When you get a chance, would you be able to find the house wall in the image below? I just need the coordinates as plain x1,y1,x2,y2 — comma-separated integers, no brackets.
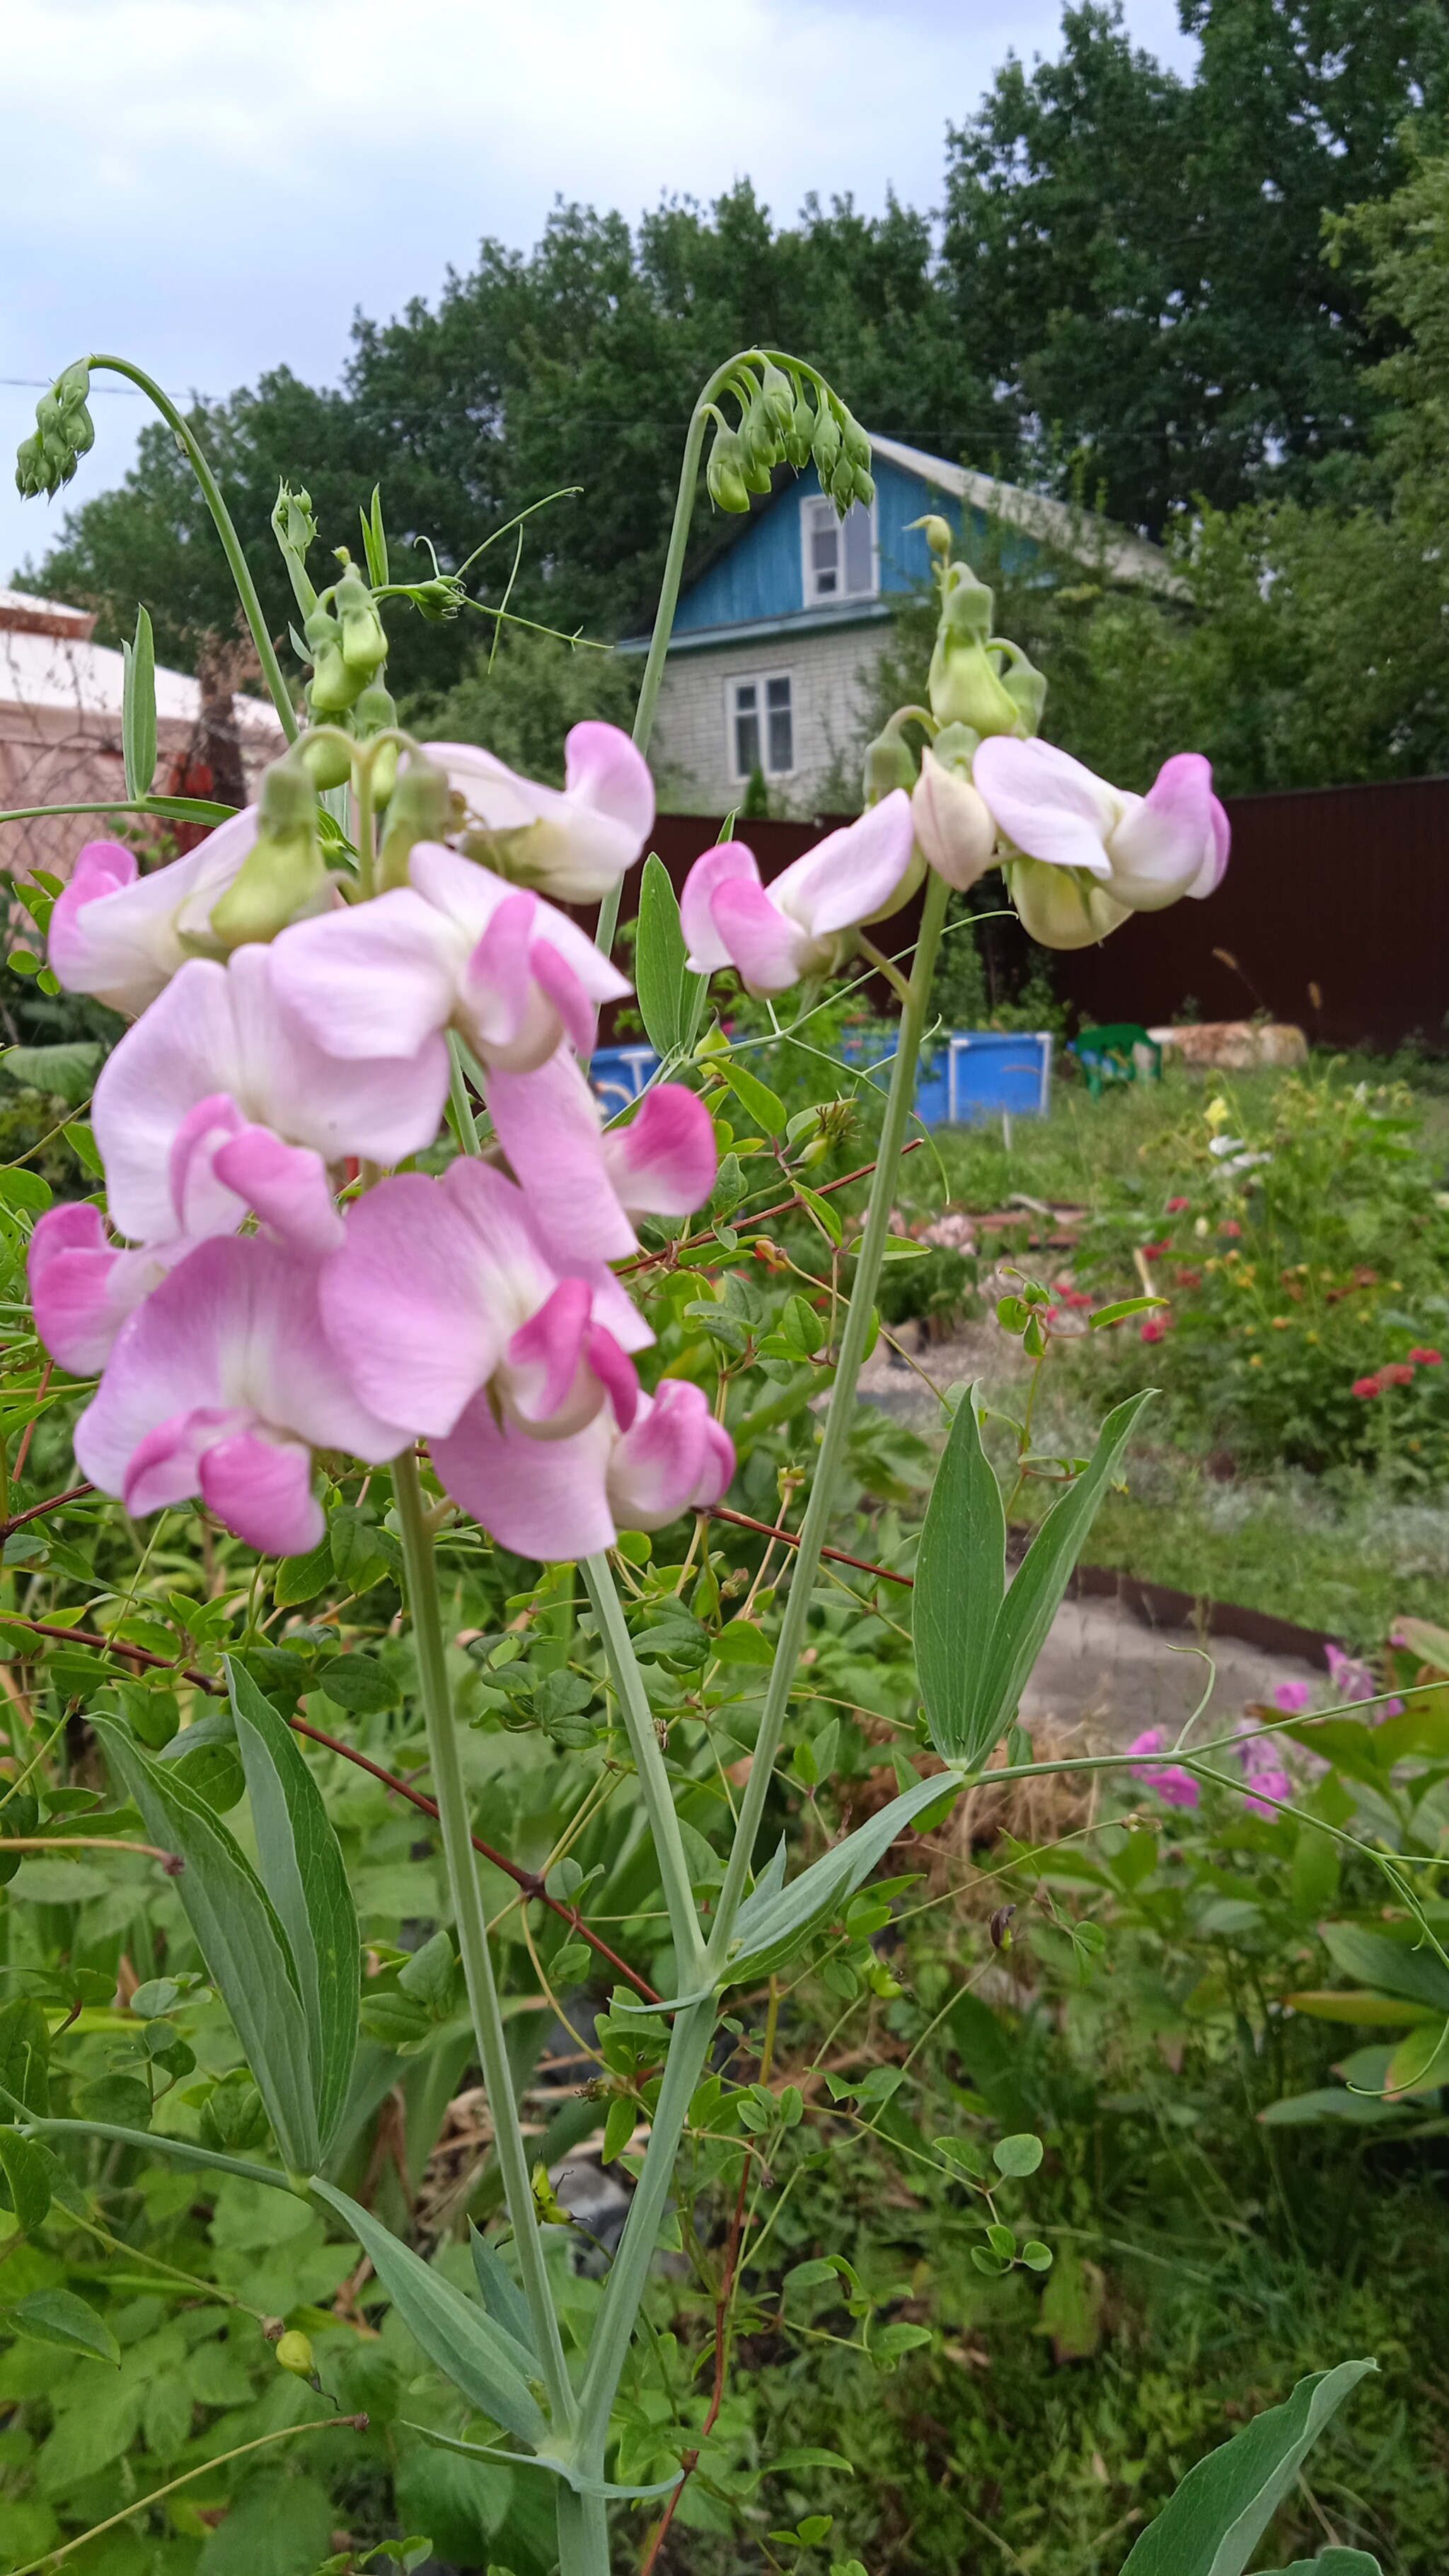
650,617,896,816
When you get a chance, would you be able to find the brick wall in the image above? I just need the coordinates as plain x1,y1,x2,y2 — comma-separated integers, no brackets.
650,621,894,816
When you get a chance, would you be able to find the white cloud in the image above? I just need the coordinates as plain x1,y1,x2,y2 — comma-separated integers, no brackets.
2,0,1196,586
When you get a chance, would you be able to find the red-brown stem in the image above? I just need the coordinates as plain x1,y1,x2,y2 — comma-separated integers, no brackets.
0,1614,659,2003
619,1136,925,1276
638,2154,754,2572
0,1481,93,1540
708,1504,913,1588
13,1365,52,1482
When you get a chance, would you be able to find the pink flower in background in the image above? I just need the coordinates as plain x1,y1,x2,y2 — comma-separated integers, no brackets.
28,1205,178,1375
486,1050,717,1264
1167,1196,1191,1213
93,946,449,1257
434,1373,734,1561
681,796,914,997
1380,1361,1416,1388
75,1235,401,1555
1273,1681,1312,1714
272,842,628,1074
1324,1644,1400,1717
1140,1315,1171,1344
1409,1346,1443,1365
1127,1727,1200,1808
1236,1727,1294,1817
974,741,1229,935
429,723,655,902
46,814,261,1017
321,1157,648,1444
1352,1374,1382,1399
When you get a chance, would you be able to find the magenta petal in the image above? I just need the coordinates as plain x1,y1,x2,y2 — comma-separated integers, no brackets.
200,1428,323,1554
585,1324,638,1431
506,1278,594,1424
125,1405,250,1518
709,879,810,995
487,1049,637,1263
681,841,760,971
529,935,599,1060
603,1085,716,1215
434,1392,617,1559
29,1204,125,1375
564,722,654,842
607,1379,732,1527
462,892,533,1055
212,1126,345,1254
168,1093,250,1241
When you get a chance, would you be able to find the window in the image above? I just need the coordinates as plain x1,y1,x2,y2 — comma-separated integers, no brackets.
729,672,794,780
802,493,877,603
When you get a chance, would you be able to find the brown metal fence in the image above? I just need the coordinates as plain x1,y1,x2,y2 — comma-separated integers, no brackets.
602,777,1449,1052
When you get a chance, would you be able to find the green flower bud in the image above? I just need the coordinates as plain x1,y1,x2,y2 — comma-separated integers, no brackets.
743,393,783,473
353,681,399,802
275,2330,314,2378
928,562,1019,734
852,465,876,509
862,719,918,804
209,749,330,947
994,637,1047,737
707,428,751,513
759,362,796,435
299,727,354,792
335,565,388,682
782,387,815,473
812,406,843,475
913,514,954,562
840,413,872,474
829,452,857,512
308,639,363,717
16,365,94,497
379,753,453,890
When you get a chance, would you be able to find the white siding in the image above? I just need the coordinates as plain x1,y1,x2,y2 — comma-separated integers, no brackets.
650,620,893,816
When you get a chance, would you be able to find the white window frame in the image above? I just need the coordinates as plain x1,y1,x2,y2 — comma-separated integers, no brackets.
799,489,879,606
725,669,797,782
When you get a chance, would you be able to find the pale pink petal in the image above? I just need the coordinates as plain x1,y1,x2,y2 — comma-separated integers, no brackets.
459,893,532,1058
1189,789,1231,898
270,887,462,1059
565,722,655,843
95,961,243,1242
1107,753,1220,909
225,942,450,1169
125,1405,251,1518
320,1173,504,1438
434,1393,618,1559
602,1085,717,1215
709,878,812,995
486,1049,637,1264
504,1279,596,1426
529,935,599,1061
585,1262,656,1356
911,753,998,891
29,1204,129,1375
768,792,915,935
199,1428,322,1555
169,1094,250,1241
47,813,258,1015
681,842,760,971
1008,858,1131,949
607,1379,734,1527
973,738,1120,879
212,1126,345,1254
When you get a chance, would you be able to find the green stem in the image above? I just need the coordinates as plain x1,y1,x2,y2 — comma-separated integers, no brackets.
393,1449,575,2435
11,2115,294,2193
449,1031,483,1154
85,355,298,743
706,865,950,1970
581,1554,707,1978
555,2488,612,2576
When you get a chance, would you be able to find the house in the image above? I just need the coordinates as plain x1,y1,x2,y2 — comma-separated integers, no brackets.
0,590,286,879
625,435,1179,816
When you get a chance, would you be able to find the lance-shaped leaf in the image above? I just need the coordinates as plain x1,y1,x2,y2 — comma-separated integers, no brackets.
122,604,157,802
1269,2555,1381,2573
311,2178,547,2447
227,1658,359,2157
913,1382,1004,1761
966,1391,1153,1767
1120,2357,1377,2575
0,2127,52,2232
1318,1922,1449,2014
6,2287,120,2365
471,2224,536,2355
722,1771,958,1985
635,853,689,1058
94,1717,321,2172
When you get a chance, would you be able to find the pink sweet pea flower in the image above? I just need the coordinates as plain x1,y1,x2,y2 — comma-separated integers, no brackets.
1273,1681,1312,1714
486,1049,717,1264
272,841,628,1074
973,739,1229,949
28,1203,180,1375
74,1234,401,1555
430,723,655,902
681,795,915,997
46,813,260,1016
434,1372,734,1561
320,1156,650,1443
92,945,449,1257
1127,1726,1199,1808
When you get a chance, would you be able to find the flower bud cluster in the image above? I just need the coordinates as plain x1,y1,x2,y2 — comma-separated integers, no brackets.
15,364,96,498
28,727,736,1564
705,361,874,519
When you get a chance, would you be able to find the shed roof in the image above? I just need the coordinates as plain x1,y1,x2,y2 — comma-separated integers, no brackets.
0,590,286,739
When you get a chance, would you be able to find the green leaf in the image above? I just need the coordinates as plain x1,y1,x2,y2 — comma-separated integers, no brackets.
719,1058,786,1135
993,2133,1044,2178
1119,2359,1378,2576
602,2093,637,2163
469,2224,536,2357
723,1770,960,1983
0,1041,100,1104
93,1716,321,2172
913,1381,1004,1763
1258,2088,1412,2127
714,1619,775,1667
0,2127,52,2231
0,1999,50,2117
309,2178,547,2447
275,1541,335,1607
228,1658,359,2159
0,1167,52,1213
313,1653,400,1715
1318,1923,1449,2014
122,603,157,801
798,1184,844,1247
1089,1295,1167,1329
967,1392,1153,1767
635,852,690,1056
1266,2555,1381,2574
5,2286,119,2365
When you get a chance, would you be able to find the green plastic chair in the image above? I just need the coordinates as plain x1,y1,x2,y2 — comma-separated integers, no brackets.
1069,1022,1162,1099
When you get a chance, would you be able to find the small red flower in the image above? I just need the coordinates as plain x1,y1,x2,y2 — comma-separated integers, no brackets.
1380,1361,1416,1388
1220,1220,1242,1237
1166,1196,1190,1213
1352,1375,1382,1399
1142,1240,1173,1259
1174,1266,1203,1289
1141,1317,1170,1344
1409,1346,1443,1366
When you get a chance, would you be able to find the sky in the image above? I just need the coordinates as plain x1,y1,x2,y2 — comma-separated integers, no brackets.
3,0,1199,599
